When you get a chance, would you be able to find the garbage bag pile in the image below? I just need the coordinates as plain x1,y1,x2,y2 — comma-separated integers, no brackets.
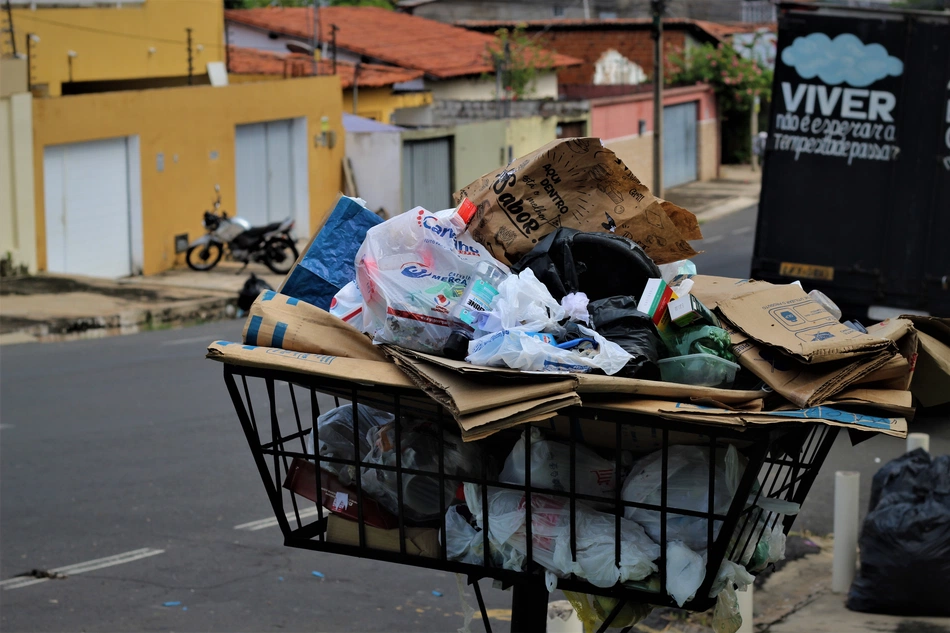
214,136,935,633
847,449,950,616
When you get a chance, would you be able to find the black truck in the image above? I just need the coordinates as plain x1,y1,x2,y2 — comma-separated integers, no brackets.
752,2,950,321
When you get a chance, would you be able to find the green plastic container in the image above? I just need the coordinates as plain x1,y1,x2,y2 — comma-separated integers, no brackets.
658,353,740,388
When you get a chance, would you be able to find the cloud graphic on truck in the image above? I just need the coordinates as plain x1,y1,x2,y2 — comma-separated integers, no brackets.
781,33,903,87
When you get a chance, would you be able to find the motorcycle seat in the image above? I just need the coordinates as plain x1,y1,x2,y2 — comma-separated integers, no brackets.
243,221,284,238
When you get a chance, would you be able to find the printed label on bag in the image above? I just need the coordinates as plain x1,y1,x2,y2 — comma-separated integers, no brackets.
331,492,349,512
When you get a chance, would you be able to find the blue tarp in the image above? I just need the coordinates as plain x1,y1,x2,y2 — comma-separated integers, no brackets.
280,196,382,311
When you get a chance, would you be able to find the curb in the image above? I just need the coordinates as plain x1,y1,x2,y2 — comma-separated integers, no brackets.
0,295,238,345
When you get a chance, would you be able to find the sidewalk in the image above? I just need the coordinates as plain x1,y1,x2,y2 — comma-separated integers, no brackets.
1,170,760,346
0,262,282,345
664,164,762,222
630,535,950,633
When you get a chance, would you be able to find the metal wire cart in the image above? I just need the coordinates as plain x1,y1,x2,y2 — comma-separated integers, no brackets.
223,362,838,632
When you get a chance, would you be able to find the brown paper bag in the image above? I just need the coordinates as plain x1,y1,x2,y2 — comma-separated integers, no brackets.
454,137,701,266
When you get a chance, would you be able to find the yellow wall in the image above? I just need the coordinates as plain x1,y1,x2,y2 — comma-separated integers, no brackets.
10,0,224,96
0,92,37,272
32,76,345,275
342,89,432,124
230,73,432,125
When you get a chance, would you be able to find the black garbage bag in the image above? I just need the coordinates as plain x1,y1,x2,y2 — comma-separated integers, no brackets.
510,227,660,302
846,449,950,616
238,273,274,312
589,296,662,380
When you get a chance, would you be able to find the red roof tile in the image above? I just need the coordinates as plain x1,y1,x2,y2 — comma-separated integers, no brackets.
227,46,425,88
224,6,582,80
457,18,726,43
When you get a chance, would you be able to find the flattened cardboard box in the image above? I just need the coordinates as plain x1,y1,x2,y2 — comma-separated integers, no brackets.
206,341,415,389
454,137,701,266
394,346,768,405
727,328,893,408
719,284,894,363
243,291,388,362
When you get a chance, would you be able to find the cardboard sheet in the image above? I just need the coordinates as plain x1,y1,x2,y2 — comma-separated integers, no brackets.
242,291,388,362
719,284,894,363
730,334,893,408
206,341,416,389
908,329,950,407
664,401,907,437
573,373,767,404
458,393,582,441
688,275,773,309
454,137,700,266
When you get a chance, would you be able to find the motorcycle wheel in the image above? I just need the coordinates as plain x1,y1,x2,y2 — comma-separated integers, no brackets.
263,236,299,274
186,242,223,271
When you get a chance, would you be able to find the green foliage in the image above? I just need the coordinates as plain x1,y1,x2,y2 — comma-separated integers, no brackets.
0,252,29,278
667,41,773,114
485,26,555,99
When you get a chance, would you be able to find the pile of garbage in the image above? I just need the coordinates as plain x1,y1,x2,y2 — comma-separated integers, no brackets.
207,138,945,632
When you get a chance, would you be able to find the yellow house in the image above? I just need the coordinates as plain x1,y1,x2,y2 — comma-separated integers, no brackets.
2,0,348,277
31,77,346,276
6,0,225,97
226,46,432,124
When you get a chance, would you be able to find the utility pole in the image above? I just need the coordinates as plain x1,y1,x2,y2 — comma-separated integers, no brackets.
3,0,16,58
503,39,511,119
318,0,326,75
186,28,194,85
330,24,339,75
26,32,36,91
651,0,664,197
352,61,361,115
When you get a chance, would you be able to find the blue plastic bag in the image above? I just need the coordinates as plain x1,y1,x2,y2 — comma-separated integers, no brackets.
281,196,382,311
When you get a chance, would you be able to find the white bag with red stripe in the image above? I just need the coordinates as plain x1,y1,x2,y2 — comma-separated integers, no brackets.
355,206,508,354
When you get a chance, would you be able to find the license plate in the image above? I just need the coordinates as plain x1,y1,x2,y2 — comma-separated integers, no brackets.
778,261,835,282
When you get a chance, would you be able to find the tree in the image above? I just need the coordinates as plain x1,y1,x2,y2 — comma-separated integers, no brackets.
667,41,773,113
484,26,555,100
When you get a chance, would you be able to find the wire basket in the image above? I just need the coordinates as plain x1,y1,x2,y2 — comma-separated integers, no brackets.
223,362,838,629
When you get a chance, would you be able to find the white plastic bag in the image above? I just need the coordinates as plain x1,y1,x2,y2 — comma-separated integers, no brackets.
665,541,707,607
355,206,508,354
466,325,632,374
500,427,617,500
461,485,659,589
443,506,485,566
306,404,393,486
560,292,590,324
329,280,365,329
709,560,754,633
621,445,743,552
477,268,565,334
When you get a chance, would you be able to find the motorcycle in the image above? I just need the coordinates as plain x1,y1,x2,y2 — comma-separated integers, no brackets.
186,186,299,274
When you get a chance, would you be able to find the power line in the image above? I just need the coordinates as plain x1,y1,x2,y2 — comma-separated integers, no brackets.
12,13,222,48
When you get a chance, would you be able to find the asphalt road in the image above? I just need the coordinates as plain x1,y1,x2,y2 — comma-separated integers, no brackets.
1,203,946,632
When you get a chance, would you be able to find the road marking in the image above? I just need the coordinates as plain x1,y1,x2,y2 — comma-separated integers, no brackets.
161,335,216,347
731,226,754,235
234,506,322,531
703,235,724,244
1,548,165,590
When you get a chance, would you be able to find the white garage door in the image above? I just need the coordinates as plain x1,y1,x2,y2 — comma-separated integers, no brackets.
43,137,141,278
235,118,308,233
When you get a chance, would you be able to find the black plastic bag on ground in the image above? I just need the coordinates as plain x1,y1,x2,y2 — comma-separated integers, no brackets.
847,449,950,616
589,296,662,380
238,274,274,312
510,228,660,302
